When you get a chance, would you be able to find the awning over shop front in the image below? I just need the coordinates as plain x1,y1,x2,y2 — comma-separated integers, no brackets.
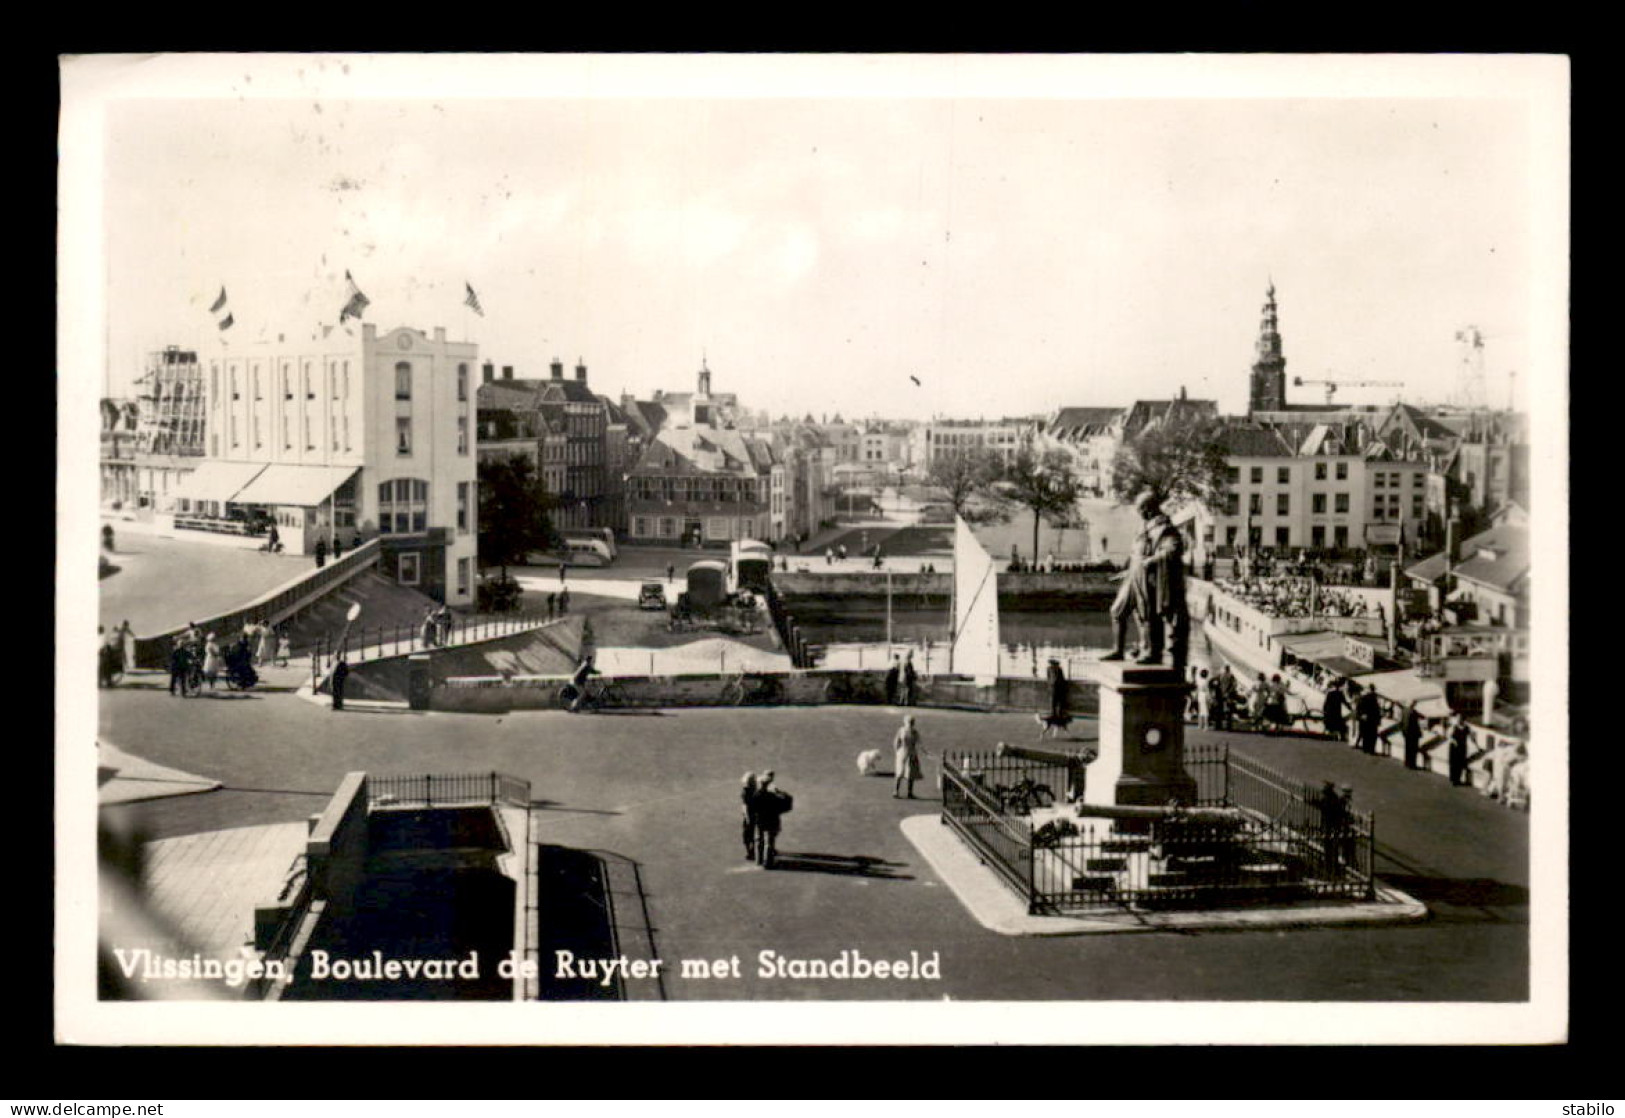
230,464,359,508
1352,670,1451,717
1275,631,1351,662
171,460,267,504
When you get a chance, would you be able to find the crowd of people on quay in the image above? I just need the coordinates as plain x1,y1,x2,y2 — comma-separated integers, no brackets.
1219,546,1392,587
1189,661,1529,810
1006,551,1116,574
1213,576,1375,620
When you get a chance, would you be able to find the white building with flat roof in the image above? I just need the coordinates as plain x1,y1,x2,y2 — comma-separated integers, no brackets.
178,322,478,605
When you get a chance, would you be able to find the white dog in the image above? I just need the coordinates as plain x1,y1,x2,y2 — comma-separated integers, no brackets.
856,748,882,776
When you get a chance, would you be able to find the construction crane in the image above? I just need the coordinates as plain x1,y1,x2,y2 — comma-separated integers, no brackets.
1292,375,1404,405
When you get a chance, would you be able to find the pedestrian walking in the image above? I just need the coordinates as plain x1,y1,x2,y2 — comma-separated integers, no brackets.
547,592,556,620
902,652,918,706
1046,658,1068,724
1448,713,1474,786
331,656,349,711
1354,684,1382,755
274,626,291,667
1322,681,1348,742
333,536,345,561
168,638,192,697
740,772,760,862
1248,673,1270,728
1402,702,1424,770
1205,668,1226,731
558,588,570,615
1196,668,1212,729
314,536,328,568
751,770,791,869
1317,781,1355,873
201,633,223,691
559,561,568,585
421,609,438,649
118,620,136,675
884,656,901,705
893,715,923,799
666,562,675,584
97,627,118,688
1264,673,1289,731
256,618,276,666
437,605,453,646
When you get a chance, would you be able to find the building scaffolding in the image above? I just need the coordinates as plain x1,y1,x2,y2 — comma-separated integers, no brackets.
134,346,207,457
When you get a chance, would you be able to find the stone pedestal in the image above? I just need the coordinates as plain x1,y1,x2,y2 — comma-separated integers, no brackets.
1090,661,1197,808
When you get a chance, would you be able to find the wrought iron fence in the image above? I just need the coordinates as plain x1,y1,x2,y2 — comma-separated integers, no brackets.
941,746,1375,915
367,771,532,810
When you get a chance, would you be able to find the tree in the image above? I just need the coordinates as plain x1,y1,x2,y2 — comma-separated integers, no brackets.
1002,448,1084,562
1110,417,1232,512
477,454,560,576
926,445,1007,525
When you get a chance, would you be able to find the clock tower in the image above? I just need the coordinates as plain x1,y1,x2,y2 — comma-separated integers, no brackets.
1249,281,1288,414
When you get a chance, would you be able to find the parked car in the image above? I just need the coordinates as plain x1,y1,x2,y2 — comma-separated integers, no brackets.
638,582,667,611
477,573,524,612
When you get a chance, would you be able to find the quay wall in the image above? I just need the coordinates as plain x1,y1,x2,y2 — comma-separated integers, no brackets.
430,667,1101,717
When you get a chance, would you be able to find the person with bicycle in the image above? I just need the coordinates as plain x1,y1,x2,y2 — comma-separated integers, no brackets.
567,654,599,713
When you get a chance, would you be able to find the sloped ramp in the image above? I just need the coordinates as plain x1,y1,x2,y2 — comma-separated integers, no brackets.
98,741,222,806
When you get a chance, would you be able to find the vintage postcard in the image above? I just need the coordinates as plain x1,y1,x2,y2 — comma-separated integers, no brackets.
58,53,1569,1045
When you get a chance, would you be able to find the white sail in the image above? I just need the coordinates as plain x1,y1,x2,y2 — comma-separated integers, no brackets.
951,516,1000,682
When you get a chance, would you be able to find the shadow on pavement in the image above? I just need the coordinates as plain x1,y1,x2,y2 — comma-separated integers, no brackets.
1378,873,1529,921
532,799,622,817
532,844,664,1001
770,851,914,880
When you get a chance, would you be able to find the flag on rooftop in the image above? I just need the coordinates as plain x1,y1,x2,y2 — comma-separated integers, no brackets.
464,282,484,317
209,286,234,332
339,270,370,324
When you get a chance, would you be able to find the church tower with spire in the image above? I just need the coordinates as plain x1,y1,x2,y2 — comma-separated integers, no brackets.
1249,281,1288,414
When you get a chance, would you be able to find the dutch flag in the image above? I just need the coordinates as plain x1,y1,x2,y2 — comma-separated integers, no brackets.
209,286,234,331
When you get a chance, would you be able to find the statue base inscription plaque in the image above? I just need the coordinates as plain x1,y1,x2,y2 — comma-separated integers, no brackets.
1092,660,1198,810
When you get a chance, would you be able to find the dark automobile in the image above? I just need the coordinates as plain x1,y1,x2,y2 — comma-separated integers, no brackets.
638,582,667,611
477,573,524,612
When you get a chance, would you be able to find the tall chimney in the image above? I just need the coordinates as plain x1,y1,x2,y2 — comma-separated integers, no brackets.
502,365,514,380
576,360,588,384
482,361,494,384
550,359,564,380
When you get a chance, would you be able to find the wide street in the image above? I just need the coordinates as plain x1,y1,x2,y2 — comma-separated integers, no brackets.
99,677,1530,1003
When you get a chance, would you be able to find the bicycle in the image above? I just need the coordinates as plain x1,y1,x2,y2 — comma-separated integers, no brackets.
721,672,785,707
557,678,631,712
822,673,883,705
995,777,1057,816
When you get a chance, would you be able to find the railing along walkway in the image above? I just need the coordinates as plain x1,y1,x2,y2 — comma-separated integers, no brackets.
309,611,563,686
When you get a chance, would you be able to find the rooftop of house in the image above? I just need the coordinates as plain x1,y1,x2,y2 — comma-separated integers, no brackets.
630,424,775,478
1405,523,1530,595
1046,406,1124,439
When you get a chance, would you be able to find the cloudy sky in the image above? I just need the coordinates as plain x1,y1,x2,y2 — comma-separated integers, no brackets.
69,54,1566,420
